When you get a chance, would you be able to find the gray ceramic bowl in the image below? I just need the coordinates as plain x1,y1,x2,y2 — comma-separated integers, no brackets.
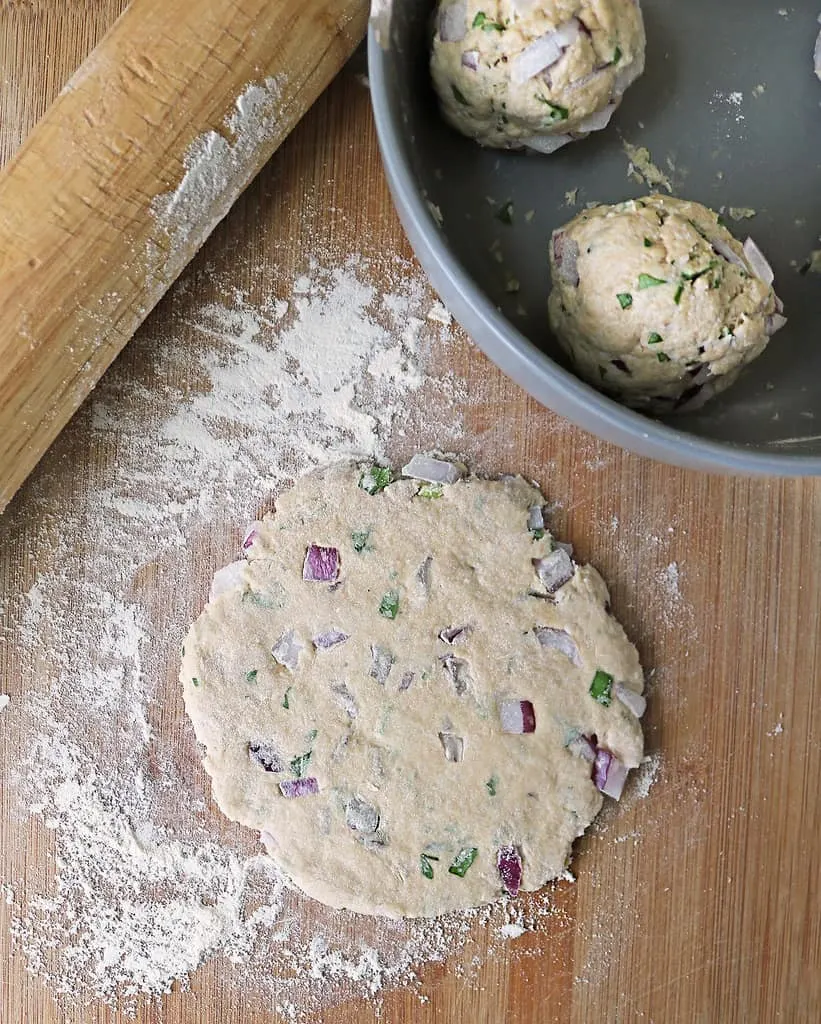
368,1,821,474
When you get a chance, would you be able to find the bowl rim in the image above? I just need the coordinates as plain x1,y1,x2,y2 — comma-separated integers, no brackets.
367,25,821,477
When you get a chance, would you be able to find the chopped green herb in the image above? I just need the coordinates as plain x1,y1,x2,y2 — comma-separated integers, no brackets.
643,237,654,248
379,590,400,620
589,669,613,706
245,669,258,683
420,852,439,879
451,84,470,107
538,98,569,122
191,677,200,687
472,11,505,30
485,775,498,796
307,729,318,742
449,847,479,878
351,530,371,553
617,293,633,310
359,465,392,495
282,686,292,709
530,528,545,541
681,260,718,282
418,482,444,499
656,352,671,363
638,273,667,290
647,332,664,345
613,45,622,64
673,282,684,304
290,750,312,778
496,200,514,225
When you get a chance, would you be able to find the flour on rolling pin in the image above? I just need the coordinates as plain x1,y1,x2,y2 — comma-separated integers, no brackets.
4,251,587,1018
151,79,281,275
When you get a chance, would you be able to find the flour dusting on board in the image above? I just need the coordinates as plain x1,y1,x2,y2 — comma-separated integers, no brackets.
1,251,571,1016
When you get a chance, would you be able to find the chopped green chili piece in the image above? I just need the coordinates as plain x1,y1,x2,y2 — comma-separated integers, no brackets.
245,669,258,684
539,98,569,121
359,465,391,495
647,332,664,345
589,669,613,706
681,260,718,282
656,352,671,363
530,528,545,541
472,11,504,30
449,847,479,877
290,750,312,778
496,200,514,225
191,677,200,687
379,590,400,620
351,530,371,553
638,273,667,290
673,282,684,304
643,238,654,248
282,686,292,709
420,853,439,879
617,293,633,310
613,45,622,63
418,482,444,499
485,775,498,796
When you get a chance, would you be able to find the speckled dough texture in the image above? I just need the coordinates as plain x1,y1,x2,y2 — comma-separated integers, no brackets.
181,463,644,918
430,0,645,151
548,195,786,412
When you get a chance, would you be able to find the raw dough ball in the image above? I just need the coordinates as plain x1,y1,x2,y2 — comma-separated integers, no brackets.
548,195,787,412
430,0,645,151
181,460,645,919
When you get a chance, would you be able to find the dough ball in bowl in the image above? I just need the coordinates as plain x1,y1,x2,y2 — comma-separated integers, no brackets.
430,0,645,151
548,196,787,413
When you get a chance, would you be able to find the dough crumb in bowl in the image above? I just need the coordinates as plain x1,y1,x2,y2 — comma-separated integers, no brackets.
430,0,645,151
548,195,787,413
182,458,645,919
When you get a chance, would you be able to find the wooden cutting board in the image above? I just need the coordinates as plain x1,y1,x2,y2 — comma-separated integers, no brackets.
0,4,819,1023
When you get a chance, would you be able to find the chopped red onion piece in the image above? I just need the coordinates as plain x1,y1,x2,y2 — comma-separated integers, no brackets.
402,454,464,484
614,681,646,718
708,233,745,268
330,681,359,719
511,19,581,85
241,521,263,555
272,629,302,671
416,555,432,590
438,1,466,42
499,699,536,734
534,626,581,665
497,845,523,897
439,732,465,762
567,733,596,763
594,748,628,799
279,777,319,798
743,237,775,286
346,795,380,832
248,741,285,773
438,625,471,645
554,540,573,557
527,504,545,533
399,670,415,692
461,50,479,71
766,312,788,337
209,560,246,602
312,629,350,650
524,133,573,155
575,103,616,134
532,548,575,593
302,544,340,582
553,231,580,286
441,655,473,695
369,645,394,685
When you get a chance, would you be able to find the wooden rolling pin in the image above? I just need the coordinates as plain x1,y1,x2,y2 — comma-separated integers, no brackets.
0,0,368,513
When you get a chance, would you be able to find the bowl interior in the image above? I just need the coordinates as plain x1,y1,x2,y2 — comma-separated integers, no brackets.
373,1,821,461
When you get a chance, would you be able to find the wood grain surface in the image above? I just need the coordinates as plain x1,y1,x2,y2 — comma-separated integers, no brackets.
1,4,819,1024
